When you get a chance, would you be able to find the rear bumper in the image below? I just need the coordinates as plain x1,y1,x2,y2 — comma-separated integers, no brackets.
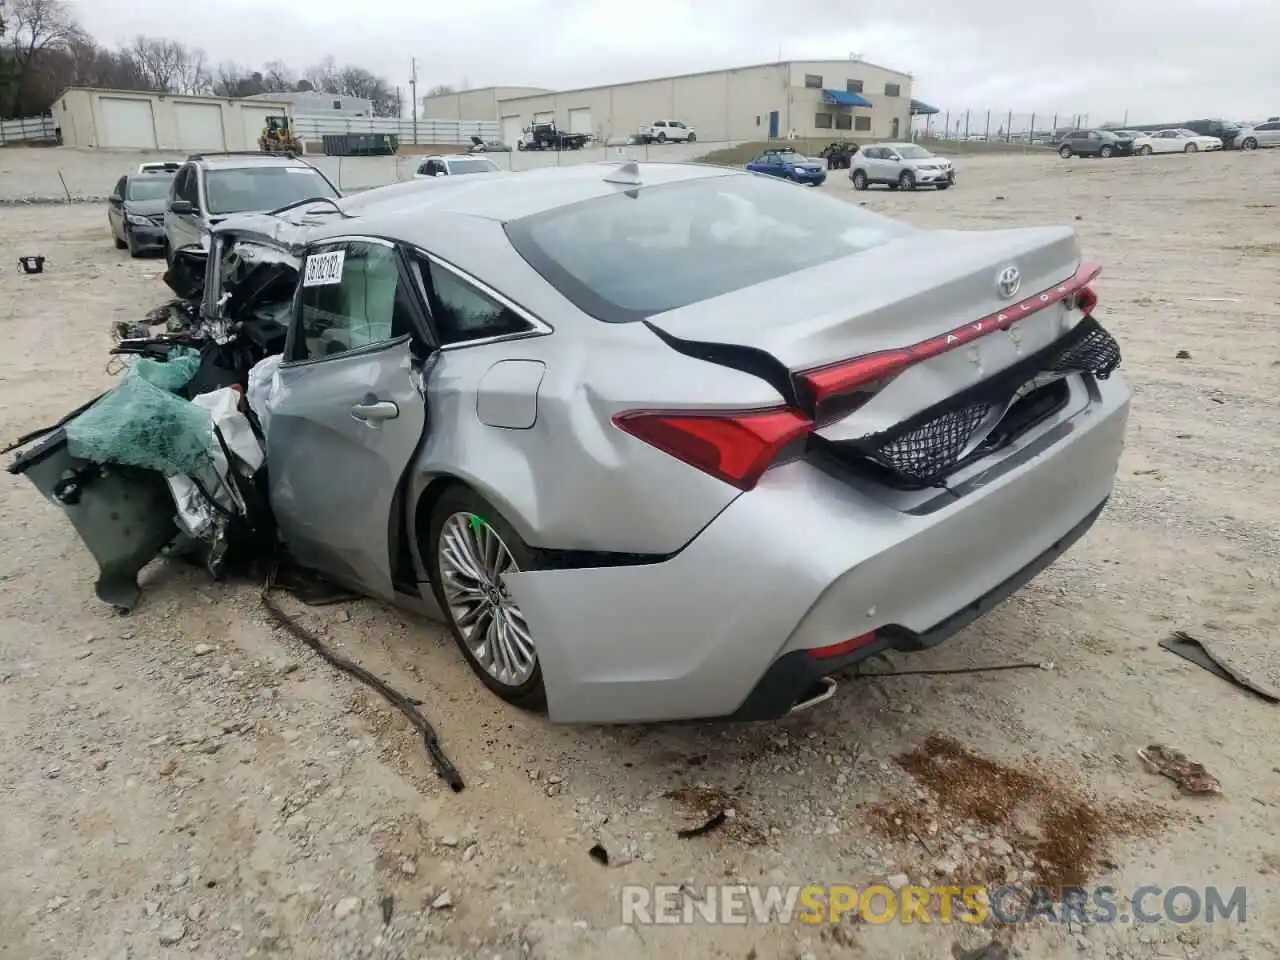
504,374,1130,725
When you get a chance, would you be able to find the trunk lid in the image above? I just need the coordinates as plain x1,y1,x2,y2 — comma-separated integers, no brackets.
646,225,1084,434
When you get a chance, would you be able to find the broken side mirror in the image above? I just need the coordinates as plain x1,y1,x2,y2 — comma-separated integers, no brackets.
169,199,195,215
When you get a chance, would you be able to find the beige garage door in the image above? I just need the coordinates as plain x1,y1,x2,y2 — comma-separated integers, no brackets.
568,108,593,135
501,116,523,147
97,97,157,149
174,102,226,151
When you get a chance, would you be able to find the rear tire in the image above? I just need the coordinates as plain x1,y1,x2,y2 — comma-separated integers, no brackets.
1059,145,1073,158
657,132,667,143
1138,145,1152,156
427,485,546,711
1099,145,1113,158
1241,137,1257,151
851,169,868,190
687,132,695,143
899,170,916,191
163,239,173,266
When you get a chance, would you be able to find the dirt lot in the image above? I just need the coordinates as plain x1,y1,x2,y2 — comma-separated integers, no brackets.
1,148,1278,960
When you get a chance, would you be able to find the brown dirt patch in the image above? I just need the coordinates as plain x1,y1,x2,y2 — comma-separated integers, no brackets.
871,734,1167,891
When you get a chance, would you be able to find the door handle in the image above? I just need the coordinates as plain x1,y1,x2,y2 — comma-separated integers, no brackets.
350,399,399,422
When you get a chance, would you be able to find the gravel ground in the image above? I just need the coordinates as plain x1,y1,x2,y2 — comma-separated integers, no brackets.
1,148,1278,960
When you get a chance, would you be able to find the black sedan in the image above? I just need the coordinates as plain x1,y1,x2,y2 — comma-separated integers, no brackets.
107,171,175,257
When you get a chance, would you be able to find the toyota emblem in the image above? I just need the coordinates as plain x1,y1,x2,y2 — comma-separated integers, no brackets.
996,265,1021,300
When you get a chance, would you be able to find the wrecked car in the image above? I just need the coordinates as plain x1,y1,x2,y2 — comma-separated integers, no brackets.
8,161,1129,726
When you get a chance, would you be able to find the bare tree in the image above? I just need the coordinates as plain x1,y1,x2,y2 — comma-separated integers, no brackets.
260,59,294,93
425,83,453,97
172,44,211,95
3,0,85,115
128,36,181,90
303,56,339,94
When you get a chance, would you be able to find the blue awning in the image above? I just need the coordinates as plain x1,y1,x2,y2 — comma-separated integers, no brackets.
910,99,940,116
823,89,872,108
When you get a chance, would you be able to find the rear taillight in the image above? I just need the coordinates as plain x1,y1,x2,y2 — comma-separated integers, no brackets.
1074,285,1098,316
612,408,813,491
795,262,1103,423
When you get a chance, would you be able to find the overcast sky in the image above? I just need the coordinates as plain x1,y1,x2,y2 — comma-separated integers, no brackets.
75,0,1279,123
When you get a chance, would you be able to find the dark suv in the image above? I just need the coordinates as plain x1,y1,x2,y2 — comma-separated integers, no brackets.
1053,129,1135,159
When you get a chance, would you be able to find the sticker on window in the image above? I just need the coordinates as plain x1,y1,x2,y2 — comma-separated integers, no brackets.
303,250,345,286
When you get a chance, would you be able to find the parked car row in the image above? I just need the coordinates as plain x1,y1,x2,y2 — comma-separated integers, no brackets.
1050,122,1274,159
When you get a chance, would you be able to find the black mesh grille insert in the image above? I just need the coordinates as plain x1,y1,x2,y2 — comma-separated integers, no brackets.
831,316,1121,490
1047,323,1121,380
870,401,991,485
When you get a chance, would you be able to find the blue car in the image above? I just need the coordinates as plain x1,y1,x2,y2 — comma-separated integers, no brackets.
745,149,828,186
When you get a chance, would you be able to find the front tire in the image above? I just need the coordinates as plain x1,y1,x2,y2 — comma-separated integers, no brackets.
163,239,173,266
126,230,142,258
1184,143,1197,153
1099,145,1113,158
114,232,127,250
899,170,916,191
687,132,695,143
1241,137,1257,151
1138,145,1152,156
427,486,545,710
851,169,868,190
1059,145,1073,158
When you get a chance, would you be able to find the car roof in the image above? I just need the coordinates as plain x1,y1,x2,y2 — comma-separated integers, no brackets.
215,162,743,243
191,154,317,170
869,142,919,149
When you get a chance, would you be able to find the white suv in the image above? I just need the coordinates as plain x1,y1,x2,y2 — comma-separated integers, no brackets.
637,120,696,144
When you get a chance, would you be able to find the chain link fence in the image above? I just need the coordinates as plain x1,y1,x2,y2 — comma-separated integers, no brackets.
912,110,1095,145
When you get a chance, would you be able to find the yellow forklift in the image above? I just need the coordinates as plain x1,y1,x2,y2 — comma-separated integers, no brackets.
258,115,301,154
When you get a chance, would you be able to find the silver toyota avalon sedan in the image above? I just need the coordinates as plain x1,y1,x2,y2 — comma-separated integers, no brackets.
164,161,1136,723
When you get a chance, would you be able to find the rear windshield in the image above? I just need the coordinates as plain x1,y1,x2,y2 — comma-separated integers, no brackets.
504,174,909,323
446,158,500,175
204,166,338,215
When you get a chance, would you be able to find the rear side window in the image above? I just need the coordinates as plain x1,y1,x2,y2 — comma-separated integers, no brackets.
504,174,910,323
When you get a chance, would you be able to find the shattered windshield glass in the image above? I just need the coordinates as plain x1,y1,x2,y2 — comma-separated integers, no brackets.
204,167,338,215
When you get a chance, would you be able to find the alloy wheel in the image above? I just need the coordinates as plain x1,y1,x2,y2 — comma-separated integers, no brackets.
437,512,536,687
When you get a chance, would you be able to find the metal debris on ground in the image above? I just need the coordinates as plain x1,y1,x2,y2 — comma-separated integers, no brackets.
588,843,610,865
17,255,46,274
260,566,464,793
1137,744,1221,796
1159,630,1279,703
676,811,727,839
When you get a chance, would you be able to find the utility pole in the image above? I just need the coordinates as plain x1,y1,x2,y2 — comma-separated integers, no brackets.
410,57,418,146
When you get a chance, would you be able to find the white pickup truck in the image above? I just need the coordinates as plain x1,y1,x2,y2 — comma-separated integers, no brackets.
636,120,696,144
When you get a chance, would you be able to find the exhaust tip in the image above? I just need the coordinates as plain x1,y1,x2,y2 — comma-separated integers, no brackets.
788,676,837,715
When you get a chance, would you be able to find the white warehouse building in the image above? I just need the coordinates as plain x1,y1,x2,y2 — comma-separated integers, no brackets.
245,90,373,117
422,59,914,146
53,87,295,151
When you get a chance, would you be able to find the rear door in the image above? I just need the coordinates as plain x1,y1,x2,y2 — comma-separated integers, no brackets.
1258,122,1280,147
267,236,437,600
